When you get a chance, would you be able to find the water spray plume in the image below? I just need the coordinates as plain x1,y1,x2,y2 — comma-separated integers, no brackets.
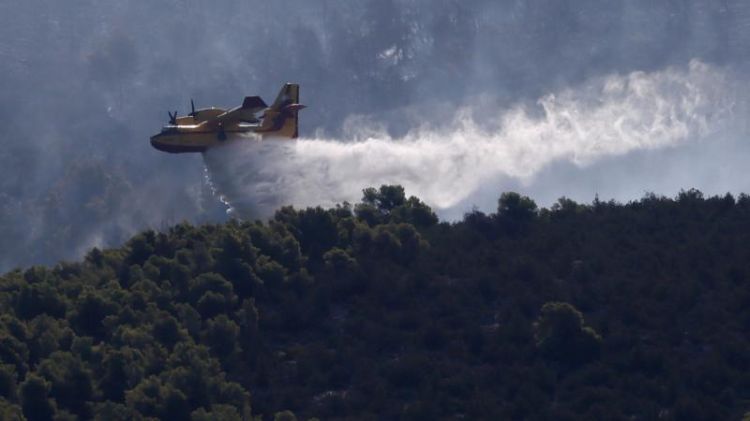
204,61,735,218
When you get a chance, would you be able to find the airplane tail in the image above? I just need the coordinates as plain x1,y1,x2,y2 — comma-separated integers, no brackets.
260,83,304,139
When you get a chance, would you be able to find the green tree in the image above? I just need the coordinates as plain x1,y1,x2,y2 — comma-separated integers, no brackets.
0,398,25,421
215,231,258,296
273,410,298,421
98,347,144,402
391,196,438,227
125,231,156,266
276,206,339,261
202,315,240,358
37,352,94,418
125,376,189,420
70,290,118,339
533,302,601,366
152,313,185,349
356,185,407,225
19,375,55,421
236,299,259,333
190,273,236,317
26,316,72,365
255,256,286,288
0,364,18,401
191,405,243,421
496,192,537,234
15,284,67,320
90,401,140,421
363,185,406,212
0,334,29,378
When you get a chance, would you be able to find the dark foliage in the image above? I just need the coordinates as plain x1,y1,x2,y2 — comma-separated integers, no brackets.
1,186,750,420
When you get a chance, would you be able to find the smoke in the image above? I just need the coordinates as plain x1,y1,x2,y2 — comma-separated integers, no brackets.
204,60,739,217
3,0,750,271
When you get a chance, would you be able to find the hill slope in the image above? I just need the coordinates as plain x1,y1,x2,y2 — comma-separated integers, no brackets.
1,186,749,420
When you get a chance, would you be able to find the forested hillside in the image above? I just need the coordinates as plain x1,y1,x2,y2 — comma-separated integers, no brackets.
1,186,749,420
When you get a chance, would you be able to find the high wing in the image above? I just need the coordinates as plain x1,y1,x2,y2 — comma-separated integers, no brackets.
205,96,268,128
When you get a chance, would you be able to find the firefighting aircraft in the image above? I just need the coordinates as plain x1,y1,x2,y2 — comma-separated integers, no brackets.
150,83,305,153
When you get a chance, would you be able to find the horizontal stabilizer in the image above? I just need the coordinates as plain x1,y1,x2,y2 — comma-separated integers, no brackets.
242,96,267,109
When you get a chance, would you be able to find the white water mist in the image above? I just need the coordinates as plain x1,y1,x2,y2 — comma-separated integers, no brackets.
204,60,736,218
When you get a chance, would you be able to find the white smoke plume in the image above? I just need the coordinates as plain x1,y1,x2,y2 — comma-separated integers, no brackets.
204,60,737,218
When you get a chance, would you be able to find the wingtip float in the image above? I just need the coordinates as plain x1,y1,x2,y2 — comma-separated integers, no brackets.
150,83,306,154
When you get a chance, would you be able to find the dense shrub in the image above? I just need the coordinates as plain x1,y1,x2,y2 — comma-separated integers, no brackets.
0,186,748,419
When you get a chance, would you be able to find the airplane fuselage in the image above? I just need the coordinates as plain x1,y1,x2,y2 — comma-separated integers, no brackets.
150,83,304,154
150,121,266,153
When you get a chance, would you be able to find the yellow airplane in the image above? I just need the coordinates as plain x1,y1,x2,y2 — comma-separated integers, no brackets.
150,83,305,153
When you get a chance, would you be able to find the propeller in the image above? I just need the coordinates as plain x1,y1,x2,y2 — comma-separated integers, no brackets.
167,110,177,125
190,99,196,116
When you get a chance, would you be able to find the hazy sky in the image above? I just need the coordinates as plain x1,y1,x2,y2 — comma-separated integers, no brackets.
1,0,749,270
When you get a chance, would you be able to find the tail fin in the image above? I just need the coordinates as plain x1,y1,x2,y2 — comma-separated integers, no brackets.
271,83,299,110
259,83,303,139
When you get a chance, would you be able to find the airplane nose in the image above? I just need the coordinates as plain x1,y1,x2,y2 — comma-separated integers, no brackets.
150,135,164,151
